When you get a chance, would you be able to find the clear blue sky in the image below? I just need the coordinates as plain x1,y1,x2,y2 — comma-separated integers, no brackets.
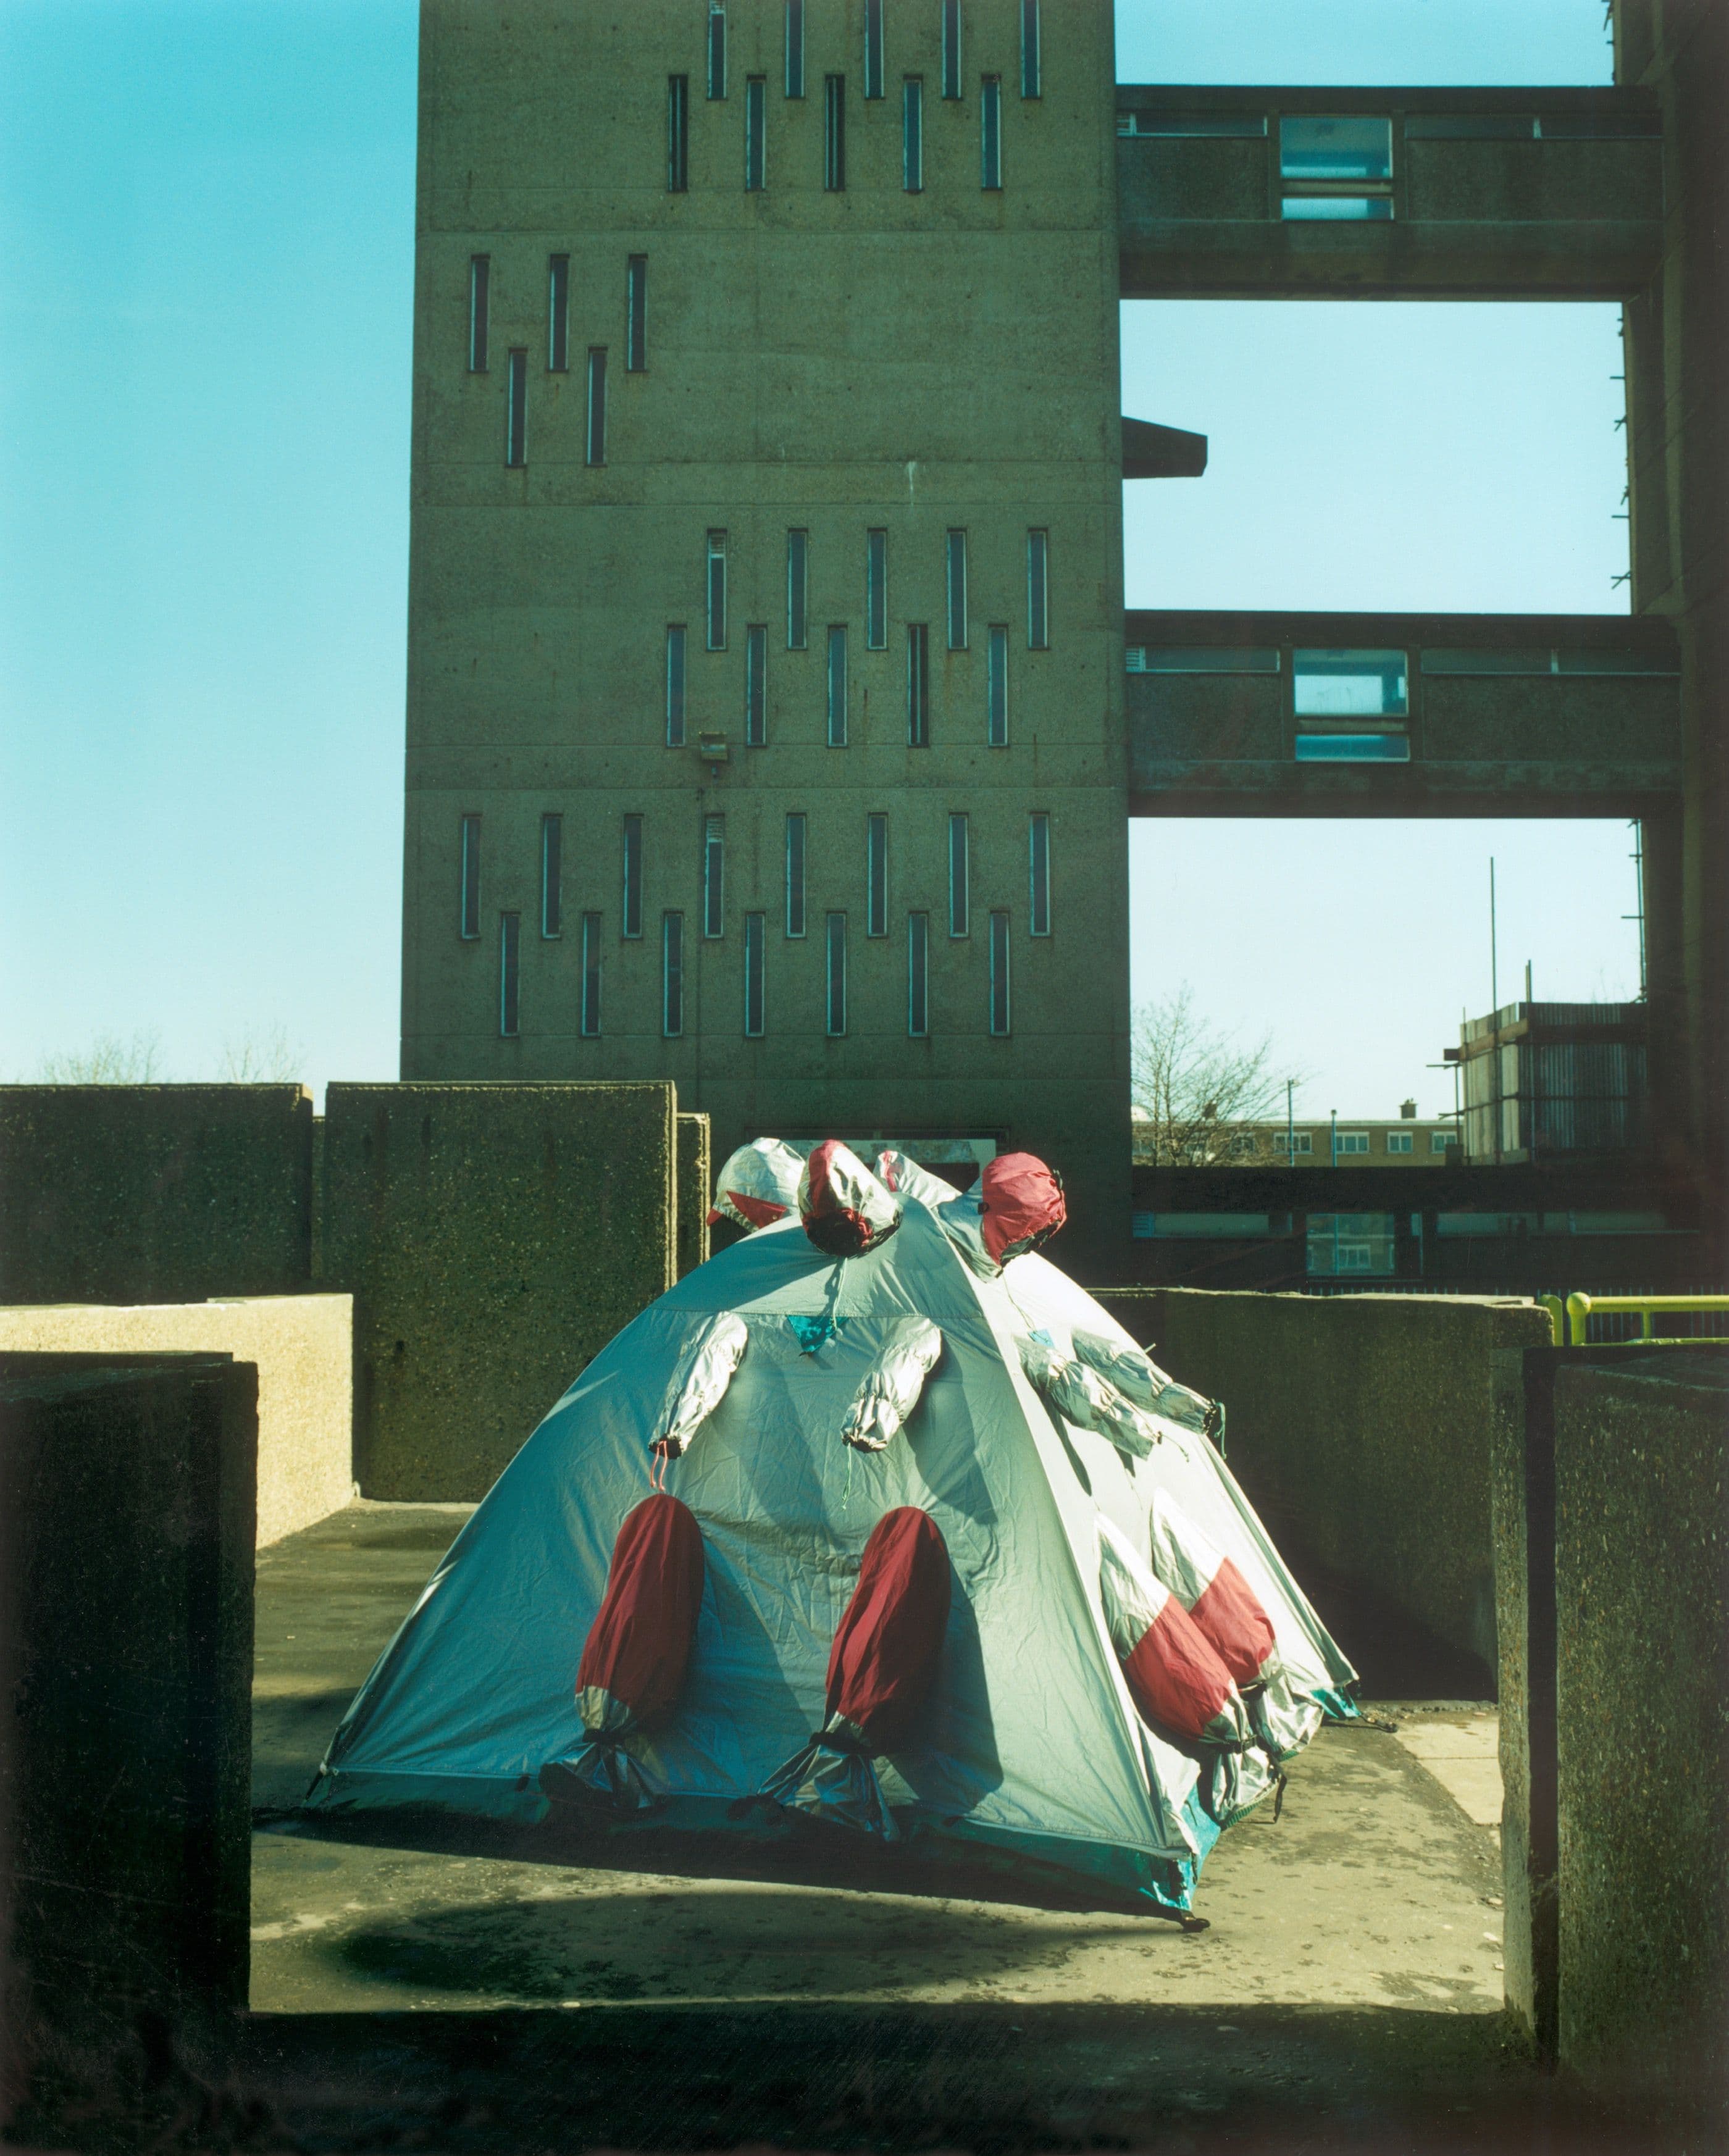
1,1,1633,1116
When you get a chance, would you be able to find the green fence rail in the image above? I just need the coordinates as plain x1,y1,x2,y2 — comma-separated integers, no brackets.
1541,1292,1729,1347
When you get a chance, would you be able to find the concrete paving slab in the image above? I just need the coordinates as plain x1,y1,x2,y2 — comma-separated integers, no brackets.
1388,1708,1504,1832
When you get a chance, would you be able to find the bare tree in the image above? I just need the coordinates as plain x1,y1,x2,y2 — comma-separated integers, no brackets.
37,1029,165,1083
1130,985,1291,1166
219,1024,305,1082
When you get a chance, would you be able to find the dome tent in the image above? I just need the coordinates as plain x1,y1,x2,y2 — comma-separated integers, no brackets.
306,1143,1357,1916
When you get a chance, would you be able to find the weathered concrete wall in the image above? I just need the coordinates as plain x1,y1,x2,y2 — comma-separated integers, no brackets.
324,1082,677,1500
1099,1286,1551,1669
0,1085,313,1305
0,1351,254,2123
0,1298,351,1547
677,1111,710,1277
1552,1352,1728,2105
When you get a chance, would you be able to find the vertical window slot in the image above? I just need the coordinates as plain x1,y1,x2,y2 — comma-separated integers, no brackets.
981,74,1002,188
668,75,690,190
506,349,528,467
743,911,766,1036
541,813,563,937
468,255,490,372
1020,0,1040,98
499,913,521,1038
907,623,929,746
622,814,644,938
785,813,807,937
666,625,687,746
703,815,724,937
1028,811,1050,935
745,76,767,188
707,531,727,651
663,913,685,1036
459,813,482,939
580,912,602,1035
785,0,805,96
907,912,929,1037
826,913,847,1035
585,348,607,465
1026,527,1049,648
941,0,962,98
987,625,1009,745
866,529,887,649
745,624,767,745
827,626,848,745
626,255,647,370
903,77,924,190
708,1,726,99
945,529,968,649
866,813,889,937
864,0,885,99
824,75,847,189
787,529,808,648
948,811,969,937
989,911,1010,1035
548,255,569,372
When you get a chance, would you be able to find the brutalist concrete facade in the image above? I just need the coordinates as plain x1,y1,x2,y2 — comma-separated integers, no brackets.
401,0,1131,1266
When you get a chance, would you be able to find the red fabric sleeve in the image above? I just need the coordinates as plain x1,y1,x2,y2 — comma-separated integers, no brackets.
825,1507,952,1751
1188,1556,1278,1688
1121,1595,1238,1740
576,1493,706,1724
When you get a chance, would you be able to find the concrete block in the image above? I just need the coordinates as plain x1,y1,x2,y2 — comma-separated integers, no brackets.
0,1085,313,1305
324,1082,677,1500
0,1297,352,1547
0,1351,254,2123
677,1111,711,1277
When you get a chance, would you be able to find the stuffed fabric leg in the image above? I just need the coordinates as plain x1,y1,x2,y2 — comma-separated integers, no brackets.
1019,1332,1162,1460
840,1316,944,1452
651,1310,749,1461
540,1493,705,1811
763,1507,951,1838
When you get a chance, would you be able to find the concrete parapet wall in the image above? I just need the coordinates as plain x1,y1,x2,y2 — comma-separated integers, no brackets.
1098,1286,1551,1670
0,1297,352,1547
324,1082,677,1501
677,1112,711,1278
0,1085,313,1305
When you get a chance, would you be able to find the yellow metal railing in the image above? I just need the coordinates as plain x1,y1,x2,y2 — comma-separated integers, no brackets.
1541,1292,1729,1347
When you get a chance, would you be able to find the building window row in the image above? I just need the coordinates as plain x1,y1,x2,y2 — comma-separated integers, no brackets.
693,2,1037,108
469,253,647,380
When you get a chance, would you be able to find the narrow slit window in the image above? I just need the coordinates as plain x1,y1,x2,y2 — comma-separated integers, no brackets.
745,624,767,745
866,529,887,649
459,813,482,938
540,813,563,937
703,814,724,937
785,813,806,936
907,912,929,1037
1028,811,1050,935
622,814,644,938
506,349,528,466
948,811,969,937
826,625,848,745
785,0,805,96
787,529,808,648
941,0,962,98
663,913,685,1036
745,76,767,188
826,912,847,1035
585,348,607,465
945,529,968,649
743,911,766,1036
499,913,521,1038
824,75,847,190
981,75,1002,188
866,813,889,937
907,623,929,746
864,0,885,99
468,255,490,371
1026,528,1049,649
903,77,924,190
708,1,726,99
987,625,1009,746
668,76,690,191
548,255,569,372
580,913,602,1036
707,531,727,650
989,911,1010,1035
1020,0,1040,98
666,625,687,746
626,256,647,370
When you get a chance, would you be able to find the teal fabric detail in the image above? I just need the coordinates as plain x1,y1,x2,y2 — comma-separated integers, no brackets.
787,1313,845,1353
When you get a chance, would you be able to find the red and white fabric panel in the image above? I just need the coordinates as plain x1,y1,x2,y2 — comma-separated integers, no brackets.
575,1493,706,1737
707,1137,806,1231
1097,1516,1248,1747
824,1506,952,1752
798,1139,903,1258
978,1152,1066,1266
1148,1492,1278,1690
